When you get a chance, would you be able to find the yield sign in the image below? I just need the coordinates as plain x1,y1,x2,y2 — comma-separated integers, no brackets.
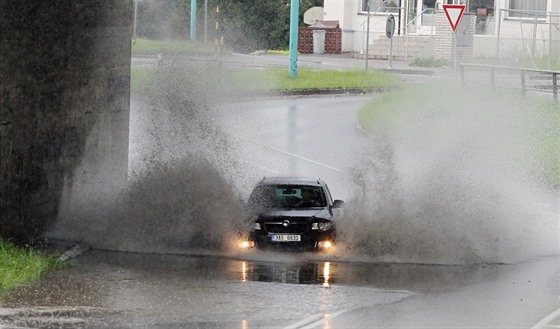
443,4,465,32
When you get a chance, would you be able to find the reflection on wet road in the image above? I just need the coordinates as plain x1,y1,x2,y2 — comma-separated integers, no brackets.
241,260,331,286
1,251,558,328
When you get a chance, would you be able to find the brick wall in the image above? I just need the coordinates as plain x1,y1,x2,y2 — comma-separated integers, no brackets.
298,28,342,54
325,29,342,54
435,12,475,63
298,29,314,53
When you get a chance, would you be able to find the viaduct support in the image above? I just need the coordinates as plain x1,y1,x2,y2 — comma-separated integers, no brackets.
0,1,133,242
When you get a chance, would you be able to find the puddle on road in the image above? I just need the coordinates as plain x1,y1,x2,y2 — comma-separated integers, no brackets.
0,250,530,328
236,254,504,292
0,266,112,328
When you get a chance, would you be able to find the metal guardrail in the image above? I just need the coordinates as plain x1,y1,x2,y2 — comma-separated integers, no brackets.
460,63,559,101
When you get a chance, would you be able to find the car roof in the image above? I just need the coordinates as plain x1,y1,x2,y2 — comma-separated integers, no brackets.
258,176,324,187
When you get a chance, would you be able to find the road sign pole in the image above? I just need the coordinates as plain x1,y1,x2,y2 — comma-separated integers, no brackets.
386,14,395,70
454,32,457,74
390,36,393,69
442,4,465,76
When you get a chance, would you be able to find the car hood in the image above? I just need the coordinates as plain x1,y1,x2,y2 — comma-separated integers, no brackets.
256,209,332,221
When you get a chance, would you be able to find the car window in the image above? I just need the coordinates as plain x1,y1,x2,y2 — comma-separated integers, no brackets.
248,185,326,209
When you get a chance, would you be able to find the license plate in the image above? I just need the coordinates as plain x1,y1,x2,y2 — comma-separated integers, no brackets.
271,234,301,242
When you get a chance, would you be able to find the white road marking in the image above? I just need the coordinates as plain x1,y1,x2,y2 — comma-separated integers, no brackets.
298,309,349,329
532,307,560,329
283,309,349,329
283,313,324,329
251,140,346,174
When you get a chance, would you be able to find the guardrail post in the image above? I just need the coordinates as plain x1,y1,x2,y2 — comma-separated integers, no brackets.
455,64,558,101
553,72,558,101
521,70,526,96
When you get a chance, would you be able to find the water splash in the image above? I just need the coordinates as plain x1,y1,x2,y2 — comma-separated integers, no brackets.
337,83,558,264
48,64,250,253
48,68,558,264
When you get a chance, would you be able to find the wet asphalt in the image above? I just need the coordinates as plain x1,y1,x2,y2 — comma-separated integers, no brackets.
2,54,558,328
1,250,558,328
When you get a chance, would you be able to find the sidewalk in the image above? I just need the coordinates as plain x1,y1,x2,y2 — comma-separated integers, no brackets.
133,51,452,77
228,52,446,76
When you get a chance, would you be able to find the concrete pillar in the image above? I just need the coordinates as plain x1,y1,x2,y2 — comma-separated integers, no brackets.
0,1,133,242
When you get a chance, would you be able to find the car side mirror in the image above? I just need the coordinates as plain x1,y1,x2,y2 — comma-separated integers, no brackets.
332,200,344,208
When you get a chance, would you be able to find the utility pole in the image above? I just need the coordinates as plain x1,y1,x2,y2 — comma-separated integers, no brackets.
365,0,370,69
133,0,143,42
204,0,208,43
215,4,223,53
190,0,197,40
288,0,299,78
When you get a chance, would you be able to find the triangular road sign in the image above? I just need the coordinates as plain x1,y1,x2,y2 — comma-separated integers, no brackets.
443,4,465,32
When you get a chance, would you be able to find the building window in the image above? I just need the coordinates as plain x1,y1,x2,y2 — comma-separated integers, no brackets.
362,0,399,13
468,0,495,34
508,0,547,19
468,0,494,14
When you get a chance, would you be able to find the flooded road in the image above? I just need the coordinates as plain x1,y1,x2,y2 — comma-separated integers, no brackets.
1,251,558,328
32,73,558,329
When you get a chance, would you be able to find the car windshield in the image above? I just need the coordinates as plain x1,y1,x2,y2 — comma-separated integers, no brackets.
248,185,327,209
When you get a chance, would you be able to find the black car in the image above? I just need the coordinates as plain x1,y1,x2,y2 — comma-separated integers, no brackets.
244,177,344,251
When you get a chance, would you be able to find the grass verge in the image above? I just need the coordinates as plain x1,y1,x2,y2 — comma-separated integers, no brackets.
131,66,402,94
0,240,66,292
132,37,215,55
358,80,559,186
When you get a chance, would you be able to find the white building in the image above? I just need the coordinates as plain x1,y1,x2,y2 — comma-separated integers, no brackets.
323,0,560,61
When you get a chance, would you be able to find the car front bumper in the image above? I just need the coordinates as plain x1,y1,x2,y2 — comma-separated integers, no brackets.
249,230,335,251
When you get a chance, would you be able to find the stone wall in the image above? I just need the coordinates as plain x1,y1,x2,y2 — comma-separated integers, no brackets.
0,1,132,242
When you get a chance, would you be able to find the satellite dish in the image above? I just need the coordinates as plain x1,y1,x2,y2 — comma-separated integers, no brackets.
304,7,324,26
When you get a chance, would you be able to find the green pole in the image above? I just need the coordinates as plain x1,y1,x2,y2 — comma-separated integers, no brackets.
288,0,299,78
190,0,197,40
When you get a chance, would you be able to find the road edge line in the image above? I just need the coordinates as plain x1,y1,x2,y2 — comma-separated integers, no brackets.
283,313,324,329
531,307,560,329
299,309,349,329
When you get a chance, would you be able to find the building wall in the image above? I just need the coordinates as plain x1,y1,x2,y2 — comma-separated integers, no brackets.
435,13,475,62
0,1,132,241
324,0,559,59
324,0,360,52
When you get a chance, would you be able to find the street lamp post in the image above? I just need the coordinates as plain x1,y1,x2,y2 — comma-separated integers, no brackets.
288,0,299,78
204,0,208,42
133,0,143,41
190,0,197,40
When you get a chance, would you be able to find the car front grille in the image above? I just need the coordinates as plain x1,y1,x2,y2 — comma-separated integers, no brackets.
264,222,308,234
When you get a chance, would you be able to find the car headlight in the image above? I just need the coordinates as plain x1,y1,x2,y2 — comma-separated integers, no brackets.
254,222,262,230
238,240,255,249
312,222,332,232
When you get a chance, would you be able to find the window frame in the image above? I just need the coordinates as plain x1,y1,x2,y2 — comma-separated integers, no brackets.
360,0,400,14
507,0,548,20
